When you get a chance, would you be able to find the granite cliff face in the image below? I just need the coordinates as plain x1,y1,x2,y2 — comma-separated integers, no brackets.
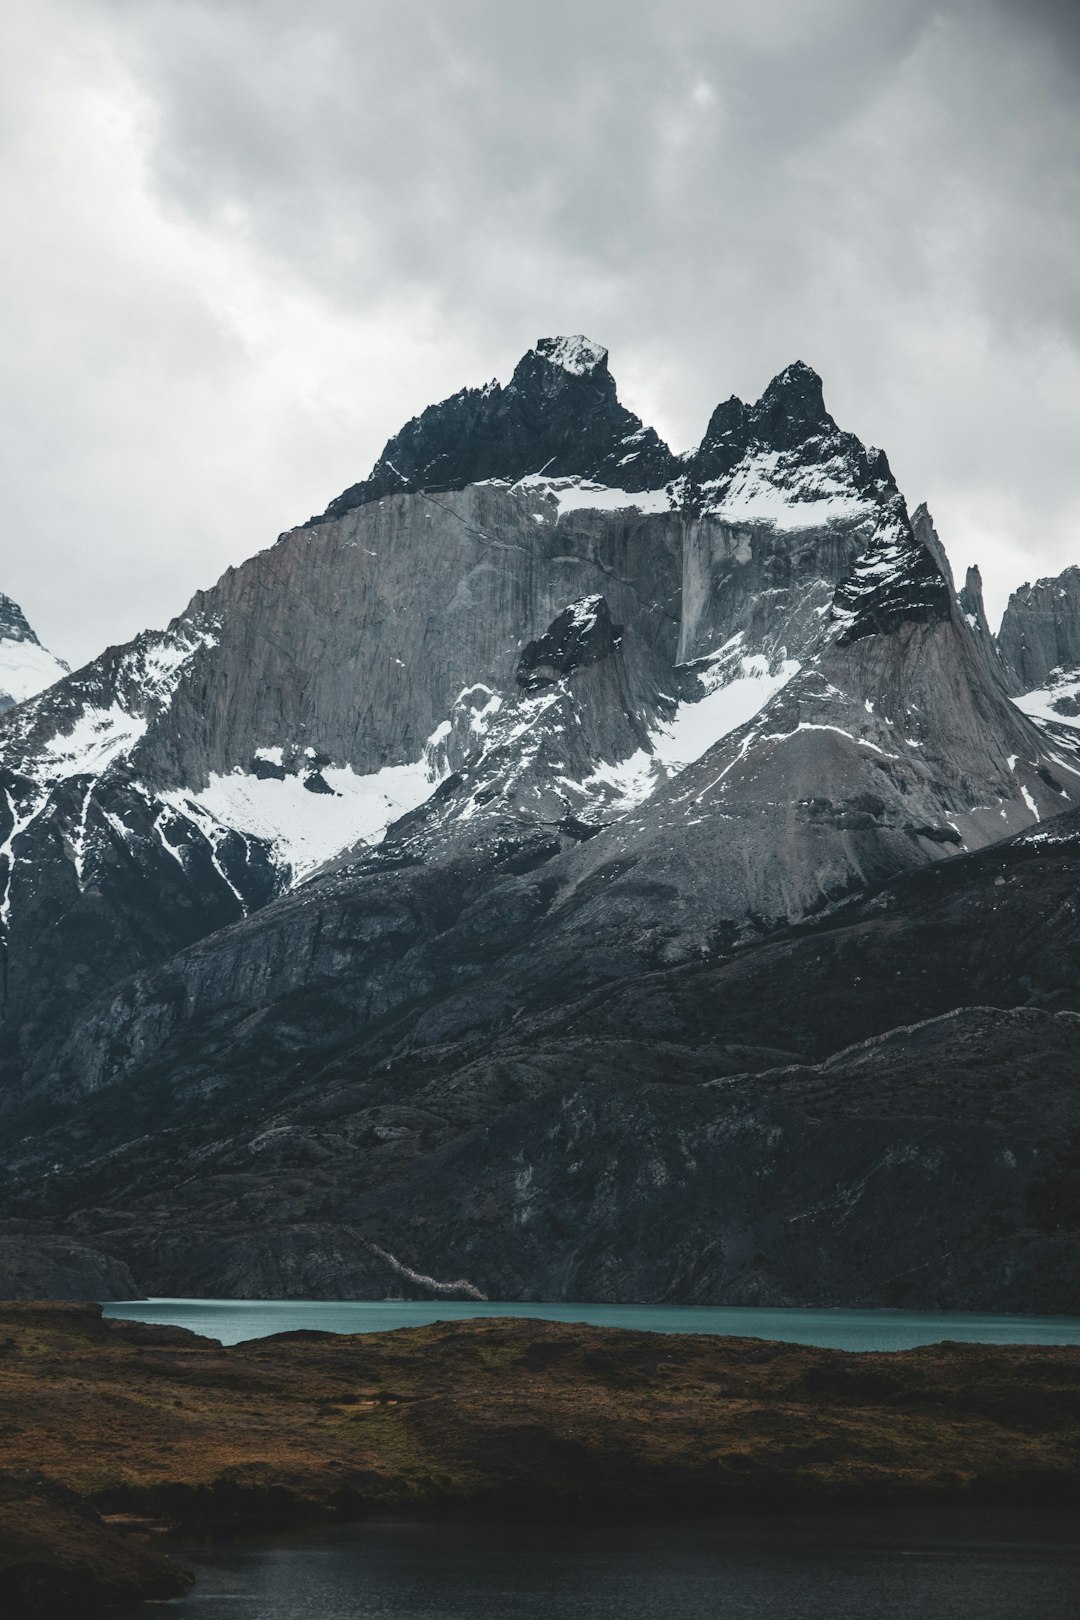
3,337,1080,1307
1000,566,1080,737
999,566,1080,691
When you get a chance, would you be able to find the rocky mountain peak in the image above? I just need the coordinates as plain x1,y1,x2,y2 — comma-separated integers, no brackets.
0,594,40,646
318,337,677,523
505,334,616,405
691,362,894,501
7,336,1080,1313
751,360,832,449
0,592,69,712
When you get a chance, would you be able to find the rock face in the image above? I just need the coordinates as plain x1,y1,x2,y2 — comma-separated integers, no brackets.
0,594,68,713
3,336,1080,1308
0,1235,136,1301
999,565,1080,690
1000,565,1080,739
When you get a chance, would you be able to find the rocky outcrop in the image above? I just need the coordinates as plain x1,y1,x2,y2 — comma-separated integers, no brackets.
0,1474,192,1618
0,1235,136,1301
999,565,1080,691
516,595,623,691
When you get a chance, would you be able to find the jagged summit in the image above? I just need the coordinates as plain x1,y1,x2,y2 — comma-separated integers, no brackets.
316,341,907,541
694,361,835,473
0,592,68,712
318,335,677,521
533,334,608,376
751,360,832,446
693,361,894,508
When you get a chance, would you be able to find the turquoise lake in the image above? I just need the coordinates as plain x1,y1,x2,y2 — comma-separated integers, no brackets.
102,1296,1080,1350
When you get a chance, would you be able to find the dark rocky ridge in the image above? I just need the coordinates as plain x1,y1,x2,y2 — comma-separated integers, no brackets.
694,360,893,495
7,808,1080,1308
516,594,623,691
319,335,678,521
0,1235,137,1301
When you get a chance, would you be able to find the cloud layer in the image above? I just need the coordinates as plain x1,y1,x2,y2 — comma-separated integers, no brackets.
2,0,1078,664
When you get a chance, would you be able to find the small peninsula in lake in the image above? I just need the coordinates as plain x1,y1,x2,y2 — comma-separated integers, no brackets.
1,1303,1079,1614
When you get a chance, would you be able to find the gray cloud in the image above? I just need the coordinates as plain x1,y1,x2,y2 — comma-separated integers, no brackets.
2,0,1079,665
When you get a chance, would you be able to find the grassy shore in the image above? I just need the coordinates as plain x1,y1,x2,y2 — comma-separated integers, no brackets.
2,1302,1079,1612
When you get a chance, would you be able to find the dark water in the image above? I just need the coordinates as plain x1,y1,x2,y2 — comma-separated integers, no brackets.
162,1516,1080,1619
102,1296,1080,1351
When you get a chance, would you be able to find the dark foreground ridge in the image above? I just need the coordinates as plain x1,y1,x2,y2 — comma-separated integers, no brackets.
2,1304,1080,1614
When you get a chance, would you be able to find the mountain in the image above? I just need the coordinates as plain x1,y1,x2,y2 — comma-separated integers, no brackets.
0,594,68,713
2,337,1079,1306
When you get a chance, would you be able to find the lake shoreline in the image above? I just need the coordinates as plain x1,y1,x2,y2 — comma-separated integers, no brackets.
3,1303,1080,1615
101,1295,1080,1352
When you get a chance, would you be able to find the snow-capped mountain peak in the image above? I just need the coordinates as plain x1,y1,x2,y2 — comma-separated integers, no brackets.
533,334,608,376
0,593,69,712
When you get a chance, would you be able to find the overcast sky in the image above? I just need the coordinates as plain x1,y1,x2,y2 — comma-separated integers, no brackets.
3,0,1079,667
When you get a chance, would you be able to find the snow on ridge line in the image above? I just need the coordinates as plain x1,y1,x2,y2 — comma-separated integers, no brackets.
14,623,219,780
0,638,70,709
38,704,148,779
505,449,881,527
510,475,673,517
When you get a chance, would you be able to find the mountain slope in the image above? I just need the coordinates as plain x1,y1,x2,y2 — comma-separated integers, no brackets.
9,812,1080,1308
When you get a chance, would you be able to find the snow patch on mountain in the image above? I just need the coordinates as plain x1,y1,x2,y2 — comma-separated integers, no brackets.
39,703,148,779
565,637,801,816
659,648,802,770
1013,670,1080,733
509,474,674,517
703,449,875,530
536,335,608,376
0,638,69,712
161,730,452,882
